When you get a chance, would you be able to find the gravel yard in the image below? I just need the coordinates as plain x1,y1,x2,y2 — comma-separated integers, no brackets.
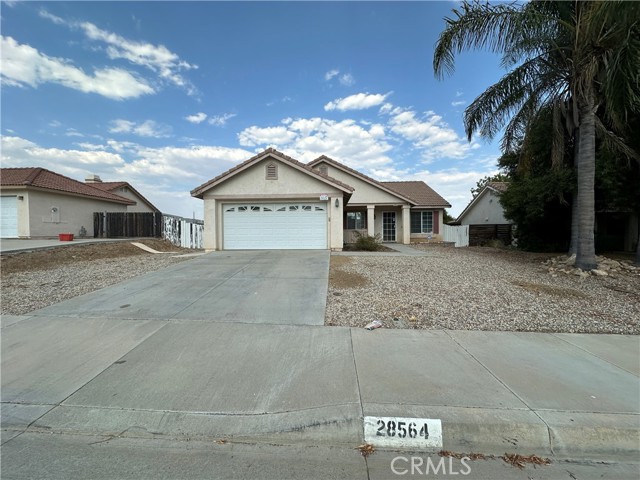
1,240,195,315
327,245,640,334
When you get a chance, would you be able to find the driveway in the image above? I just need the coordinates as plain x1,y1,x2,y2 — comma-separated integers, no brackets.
28,250,330,325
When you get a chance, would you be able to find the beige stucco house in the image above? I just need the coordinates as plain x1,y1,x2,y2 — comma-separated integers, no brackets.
0,168,156,238
84,175,160,213
191,148,451,251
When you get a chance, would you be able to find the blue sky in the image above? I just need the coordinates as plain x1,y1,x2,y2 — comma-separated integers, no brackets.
1,1,506,218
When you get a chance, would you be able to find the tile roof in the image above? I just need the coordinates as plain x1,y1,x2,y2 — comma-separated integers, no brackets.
191,148,355,198
307,156,417,204
89,181,160,211
0,168,135,205
381,181,452,208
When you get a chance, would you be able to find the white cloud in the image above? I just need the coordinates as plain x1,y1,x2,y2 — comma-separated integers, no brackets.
108,119,172,138
238,117,393,169
185,112,207,124
0,134,253,218
0,36,154,100
39,10,198,95
324,69,339,81
451,100,466,107
386,108,476,161
208,113,237,127
325,92,391,112
65,128,84,138
49,120,62,128
75,142,107,151
339,73,355,86
456,90,464,97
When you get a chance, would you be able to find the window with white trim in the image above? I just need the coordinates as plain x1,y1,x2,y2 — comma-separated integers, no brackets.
346,212,366,229
410,211,433,233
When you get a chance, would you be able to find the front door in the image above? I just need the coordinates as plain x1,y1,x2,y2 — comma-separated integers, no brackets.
382,211,396,242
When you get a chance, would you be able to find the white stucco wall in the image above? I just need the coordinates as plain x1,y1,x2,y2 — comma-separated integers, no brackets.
27,189,128,237
460,190,510,225
320,164,406,205
200,157,345,251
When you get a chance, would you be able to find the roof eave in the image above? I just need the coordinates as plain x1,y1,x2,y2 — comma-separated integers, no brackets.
308,156,416,205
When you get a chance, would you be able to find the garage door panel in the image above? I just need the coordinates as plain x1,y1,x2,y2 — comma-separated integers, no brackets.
0,196,18,238
223,203,327,250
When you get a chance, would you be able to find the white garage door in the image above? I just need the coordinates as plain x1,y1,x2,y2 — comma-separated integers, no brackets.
0,196,18,238
223,203,327,250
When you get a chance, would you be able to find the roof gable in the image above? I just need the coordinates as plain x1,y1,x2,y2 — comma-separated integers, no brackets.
191,148,354,198
307,156,416,204
456,182,509,222
0,167,135,205
89,181,160,211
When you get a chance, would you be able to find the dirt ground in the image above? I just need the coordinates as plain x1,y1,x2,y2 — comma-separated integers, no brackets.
0,239,189,275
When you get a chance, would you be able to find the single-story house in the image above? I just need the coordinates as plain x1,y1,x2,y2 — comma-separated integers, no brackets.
0,168,155,238
190,148,451,251
456,182,510,225
455,182,512,245
85,175,160,213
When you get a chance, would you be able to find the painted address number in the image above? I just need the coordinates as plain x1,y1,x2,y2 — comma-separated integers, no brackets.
364,416,443,448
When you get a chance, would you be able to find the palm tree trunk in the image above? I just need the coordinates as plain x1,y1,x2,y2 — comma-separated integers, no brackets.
568,127,579,256
575,90,598,271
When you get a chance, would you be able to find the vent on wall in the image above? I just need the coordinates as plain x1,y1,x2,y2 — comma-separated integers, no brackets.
266,162,278,180
318,164,328,175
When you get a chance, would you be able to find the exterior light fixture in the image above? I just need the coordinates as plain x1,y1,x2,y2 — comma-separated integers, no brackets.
335,198,339,208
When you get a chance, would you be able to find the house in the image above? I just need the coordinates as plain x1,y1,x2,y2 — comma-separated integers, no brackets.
190,148,451,251
0,168,154,238
455,182,513,245
84,175,160,213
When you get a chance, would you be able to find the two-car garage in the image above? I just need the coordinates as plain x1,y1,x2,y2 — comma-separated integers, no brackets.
223,202,328,250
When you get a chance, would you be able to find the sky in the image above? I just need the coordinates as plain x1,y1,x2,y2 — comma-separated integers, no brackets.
1,1,507,218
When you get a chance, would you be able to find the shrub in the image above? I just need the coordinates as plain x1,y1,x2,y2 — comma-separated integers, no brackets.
353,232,383,251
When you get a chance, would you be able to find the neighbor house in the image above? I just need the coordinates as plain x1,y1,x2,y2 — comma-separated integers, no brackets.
455,181,513,245
0,168,155,238
84,175,160,213
190,148,451,251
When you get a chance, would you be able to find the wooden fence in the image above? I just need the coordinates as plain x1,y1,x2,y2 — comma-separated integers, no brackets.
442,224,469,247
93,212,204,249
469,224,512,246
94,212,162,239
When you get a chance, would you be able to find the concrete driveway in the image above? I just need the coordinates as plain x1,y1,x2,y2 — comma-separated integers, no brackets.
28,250,330,325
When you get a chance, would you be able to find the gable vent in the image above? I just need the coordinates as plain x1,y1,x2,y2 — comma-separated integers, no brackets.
318,164,328,175
266,162,278,180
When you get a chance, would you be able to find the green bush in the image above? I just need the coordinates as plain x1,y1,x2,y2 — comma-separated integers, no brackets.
353,232,383,251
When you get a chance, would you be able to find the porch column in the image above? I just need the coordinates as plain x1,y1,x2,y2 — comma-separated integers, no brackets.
402,205,411,244
367,205,375,237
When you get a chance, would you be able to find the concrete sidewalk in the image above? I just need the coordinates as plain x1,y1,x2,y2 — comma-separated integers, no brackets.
2,317,638,461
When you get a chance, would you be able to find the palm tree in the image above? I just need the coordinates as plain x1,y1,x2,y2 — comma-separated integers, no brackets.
433,0,640,270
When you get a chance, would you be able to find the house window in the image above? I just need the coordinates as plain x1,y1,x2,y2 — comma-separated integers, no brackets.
410,211,433,233
346,212,366,229
265,162,278,180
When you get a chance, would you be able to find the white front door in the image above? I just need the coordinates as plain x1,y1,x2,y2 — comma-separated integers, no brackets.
223,202,327,250
382,211,396,242
0,196,18,238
